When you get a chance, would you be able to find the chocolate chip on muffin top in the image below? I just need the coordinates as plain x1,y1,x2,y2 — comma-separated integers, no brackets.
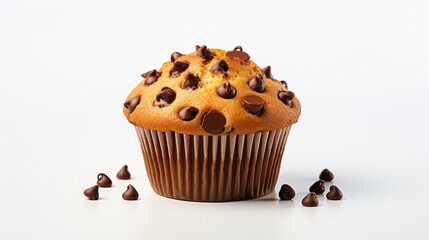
124,45,301,135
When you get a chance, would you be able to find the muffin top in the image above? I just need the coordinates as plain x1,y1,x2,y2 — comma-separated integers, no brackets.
123,45,301,135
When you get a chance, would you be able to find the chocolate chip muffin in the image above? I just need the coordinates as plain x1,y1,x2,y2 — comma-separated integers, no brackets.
124,45,301,202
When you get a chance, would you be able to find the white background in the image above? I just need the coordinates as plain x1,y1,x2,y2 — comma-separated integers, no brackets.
1,0,428,239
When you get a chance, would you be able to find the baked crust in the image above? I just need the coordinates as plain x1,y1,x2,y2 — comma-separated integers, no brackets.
123,47,301,135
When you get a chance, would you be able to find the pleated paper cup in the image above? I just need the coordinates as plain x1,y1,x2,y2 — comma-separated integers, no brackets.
135,126,292,202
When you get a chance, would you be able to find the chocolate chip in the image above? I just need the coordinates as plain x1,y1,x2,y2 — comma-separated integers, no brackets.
142,69,161,85
319,168,334,182
278,184,295,200
233,45,243,51
196,45,215,60
182,74,200,90
210,59,228,76
302,192,319,207
217,82,237,99
83,185,99,200
280,80,288,90
116,165,131,180
261,66,274,79
248,74,265,93
122,184,139,201
141,69,153,78
326,185,343,200
309,180,325,194
242,95,265,115
226,50,250,61
97,173,112,188
278,90,295,107
179,107,199,121
124,95,141,114
156,87,176,104
195,45,201,51
169,61,189,77
202,110,226,134
170,52,183,62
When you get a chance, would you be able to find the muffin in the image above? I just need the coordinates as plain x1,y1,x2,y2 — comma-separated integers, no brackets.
123,45,301,202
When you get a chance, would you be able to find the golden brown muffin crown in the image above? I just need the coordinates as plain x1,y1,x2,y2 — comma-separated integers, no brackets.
123,45,301,135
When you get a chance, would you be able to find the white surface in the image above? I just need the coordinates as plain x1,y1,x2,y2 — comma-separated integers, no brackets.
1,0,428,239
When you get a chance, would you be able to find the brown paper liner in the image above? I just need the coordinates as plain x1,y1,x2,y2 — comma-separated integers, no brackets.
135,127,291,202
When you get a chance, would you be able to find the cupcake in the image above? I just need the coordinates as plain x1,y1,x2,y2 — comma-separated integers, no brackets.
123,45,301,202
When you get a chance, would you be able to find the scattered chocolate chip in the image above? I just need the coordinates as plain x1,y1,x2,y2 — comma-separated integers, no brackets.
210,59,228,76
142,69,161,85
242,95,265,115
248,74,265,93
83,185,99,200
195,45,201,51
169,61,190,77
97,173,112,188
226,50,250,61
179,107,199,121
326,185,343,200
156,87,176,104
319,168,334,182
233,45,243,51
196,45,215,60
116,165,131,180
202,110,226,134
278,184,295,200
182,74,200,90
278,90,295,107
170,52,183,62
217,82,237,99
261,66,274,79
124,95,141,114
122,184,139,201
309,180,325,194
280,80,288,90
302,192,319,207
